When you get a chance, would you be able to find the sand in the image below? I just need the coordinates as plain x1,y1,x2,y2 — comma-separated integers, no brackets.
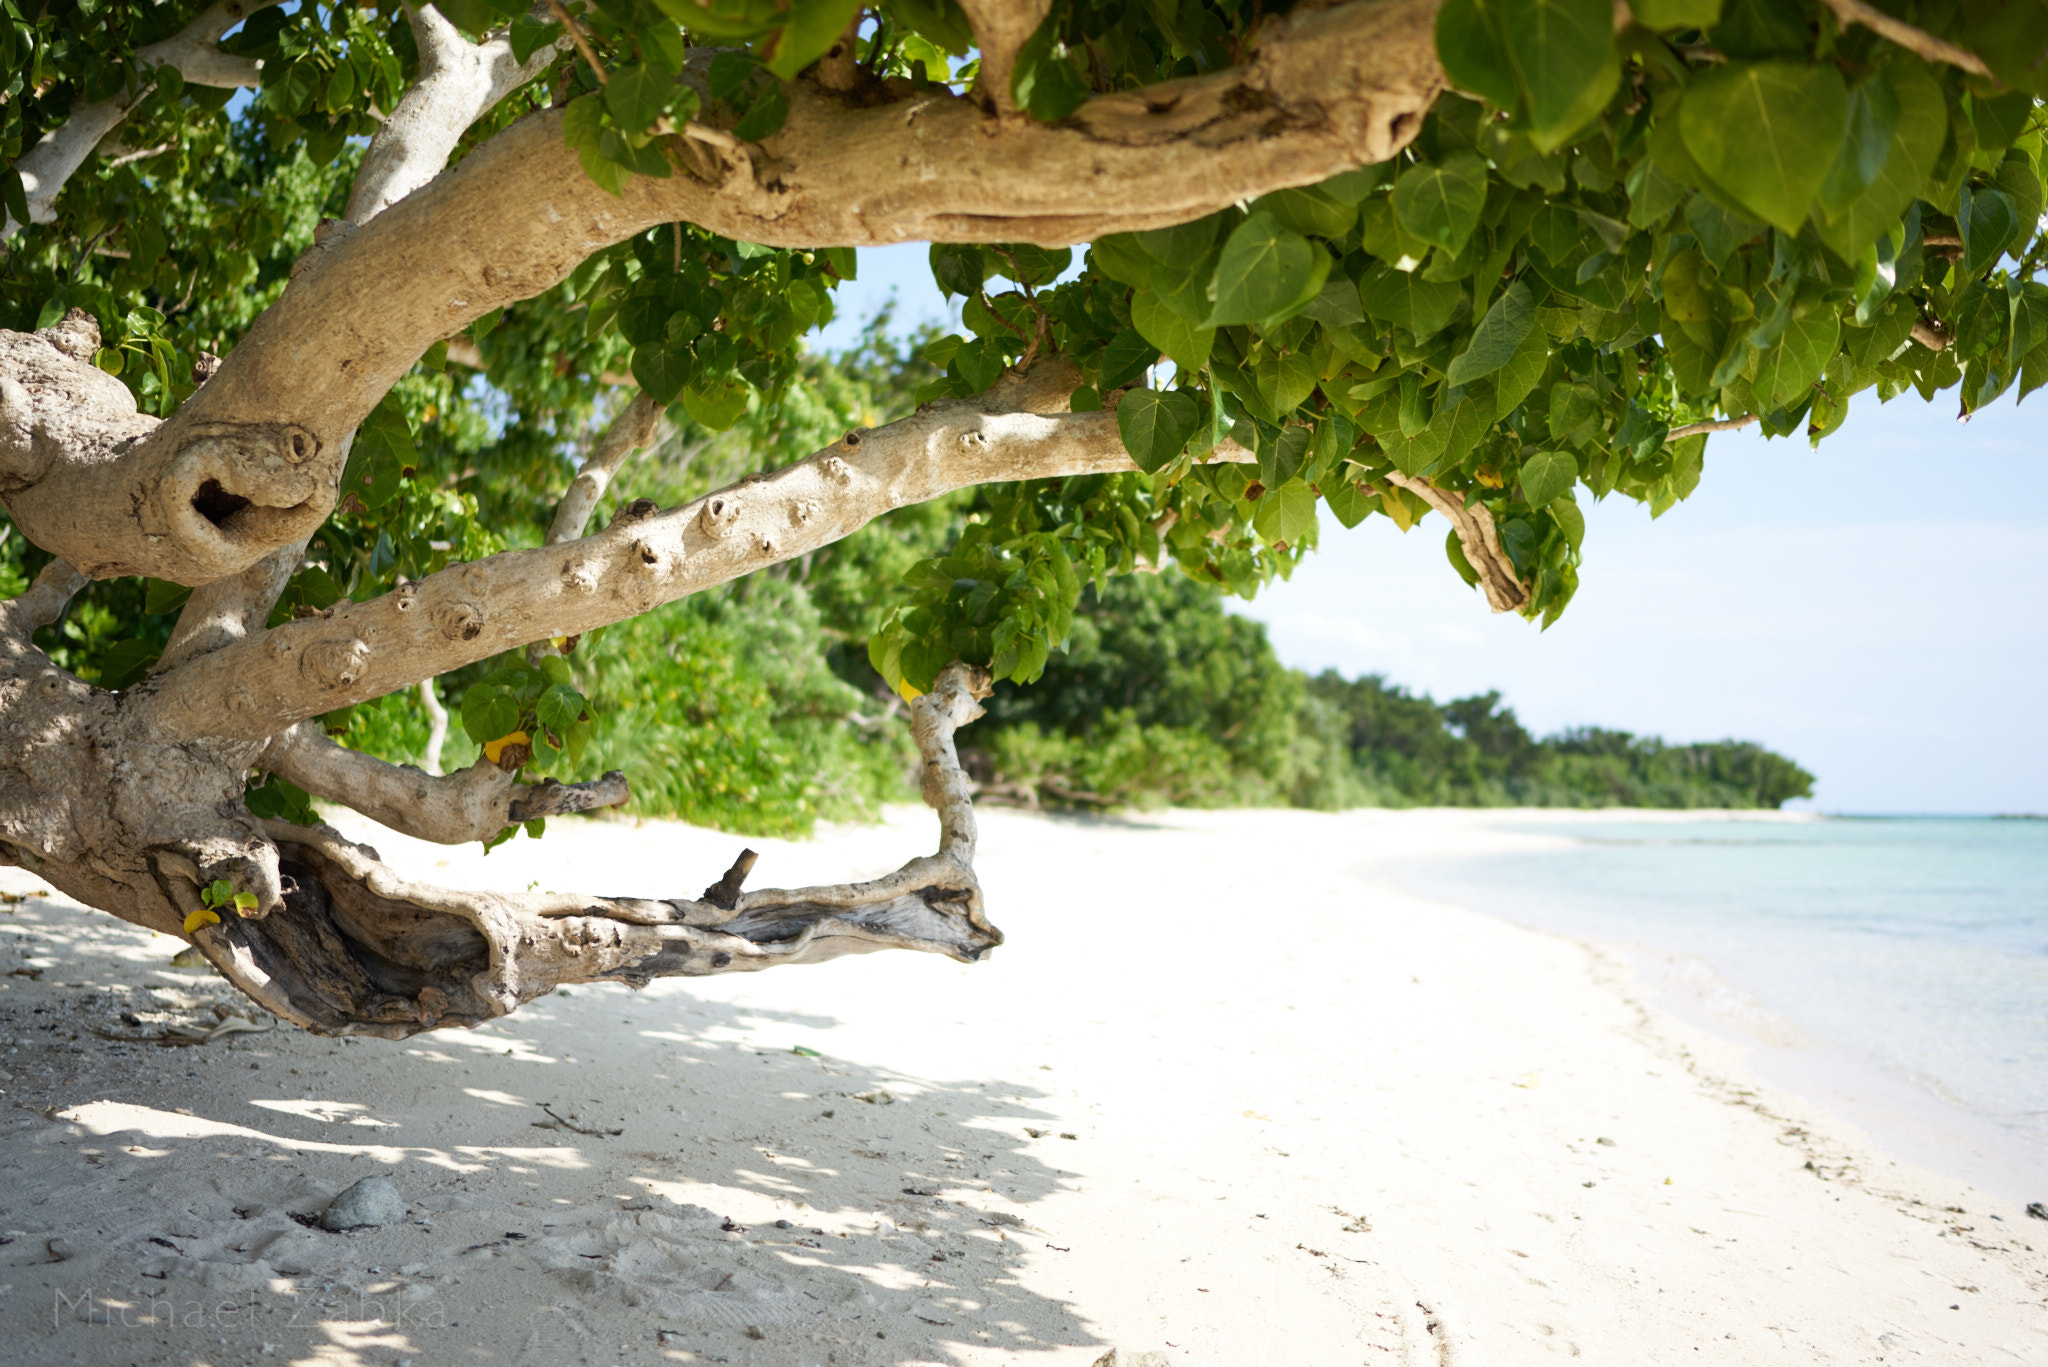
0,804,2043,1367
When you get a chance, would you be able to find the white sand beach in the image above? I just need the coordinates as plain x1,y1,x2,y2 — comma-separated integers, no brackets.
0,805,2042,1366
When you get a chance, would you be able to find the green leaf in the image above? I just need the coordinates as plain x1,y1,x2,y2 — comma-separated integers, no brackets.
1959,183,2020,275
1131,289,1215,372
1446,279,1537,386
510,13,559,64
1548,381,1600,443
992,244,1073,286
1251,478,1319,546
537,683,585,734
1498,0,1621,148
1629,0,1722,26
1300,274,1367,328
631,341,693,403
1252,346,1319,417
956,336,1008,391
1679,62,1848,233
1436,0,1520,109
1997,154,2044,250
1116,388,1200,473
1253,186,1357,240
1321,469,1378,528
683,378,751,430
892,0,976,53
1012,21,1090,122
929,244,987,298
1817,72,1899,216
732,82,789,141
0,169,28,234
1492,323,1551,419
144,578,193,616
1138,217,1223,270
1098,329,1155,391
605,66,670,132
461,687,521,747
1817,64,1946,260
1445,528,1481,586
1518,448,1578,505
759,0,862,80
1359,263,1464,336
97,639,160,691
1391,154,1488,255
1756,305,1840,409
1257,424,1312,488
1208,212,1319,327
1970,90,2033,153
1089,234,1154,288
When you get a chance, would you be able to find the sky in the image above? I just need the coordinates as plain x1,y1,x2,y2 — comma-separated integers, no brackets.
820,245,2047,815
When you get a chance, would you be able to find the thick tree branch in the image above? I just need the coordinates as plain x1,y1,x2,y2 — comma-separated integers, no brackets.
156,540,302,672
3,558,87,636
174,663,997,1036
956,0,1054,116
0,0,278,239
527,391,666,663
546,391,666,545
1814,0,1994,79
256,723,629,845
343,2,567,226
419,677,450,774
0,311,329,582
139,363,1250,742
1382,471,1528,614
1,0,1439,587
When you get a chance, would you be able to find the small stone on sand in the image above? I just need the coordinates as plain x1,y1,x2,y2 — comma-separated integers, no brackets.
319,1176,405,1231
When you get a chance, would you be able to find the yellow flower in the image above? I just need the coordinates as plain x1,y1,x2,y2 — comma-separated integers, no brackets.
183,908,220,935
482,730,530,763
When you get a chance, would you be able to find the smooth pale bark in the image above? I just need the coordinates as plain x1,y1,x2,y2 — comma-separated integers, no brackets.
343,2,566,225
257,723,631,845
138,362,1259,744
0,0,1443,587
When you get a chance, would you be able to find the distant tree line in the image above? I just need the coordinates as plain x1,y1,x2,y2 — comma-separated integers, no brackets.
959,572,1814,813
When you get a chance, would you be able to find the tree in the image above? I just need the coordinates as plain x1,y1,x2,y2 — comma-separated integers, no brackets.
0,0,2027,1036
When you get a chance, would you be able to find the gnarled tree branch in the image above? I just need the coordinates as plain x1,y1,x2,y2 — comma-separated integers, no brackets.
178,663,996,1037
1,0,278,239
0,0,1441,587
1382,471,1528,614
138,363,1253,743
256,722,630,845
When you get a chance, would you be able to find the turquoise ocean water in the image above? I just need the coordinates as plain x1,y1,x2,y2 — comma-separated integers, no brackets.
1380,816,2048,1206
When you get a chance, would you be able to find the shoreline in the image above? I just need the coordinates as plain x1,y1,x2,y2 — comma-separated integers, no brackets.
0,805,2042,1365
1363,807,2047,1210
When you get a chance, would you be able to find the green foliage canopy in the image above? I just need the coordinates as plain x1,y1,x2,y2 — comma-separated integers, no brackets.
0,0,2020,825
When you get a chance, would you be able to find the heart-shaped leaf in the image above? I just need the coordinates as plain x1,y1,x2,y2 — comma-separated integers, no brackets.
1117,389,1201,473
